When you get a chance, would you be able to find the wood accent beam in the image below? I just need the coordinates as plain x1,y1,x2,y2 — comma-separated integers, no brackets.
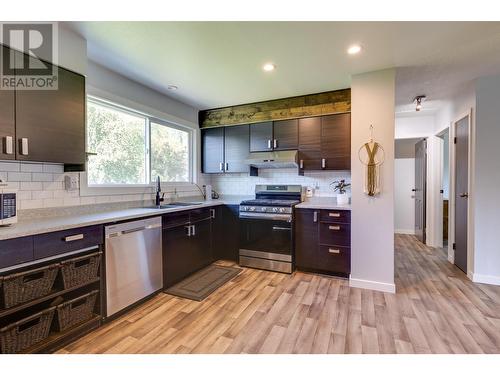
199,89,350,128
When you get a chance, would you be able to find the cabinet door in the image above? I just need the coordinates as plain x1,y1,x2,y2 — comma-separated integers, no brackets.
298,117,322,171
191,218,213,271
201,127,224,173
250,121,273,152
321,113,351,170
163,224,193,287
0,46,16,160
224,125,249,173
273,119,298,150
294,209,319,269
15,64,85,165
212,205,240,262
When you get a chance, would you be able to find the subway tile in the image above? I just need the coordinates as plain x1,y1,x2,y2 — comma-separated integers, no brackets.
43,164,64,173
19,200,43,210
43,198,64,208
7,172,32,182
31,173,54,182
43,181,64,190
0,161,20,172
20,181,43,190
20,163,44,172
16,191,32,200
31,190,54,200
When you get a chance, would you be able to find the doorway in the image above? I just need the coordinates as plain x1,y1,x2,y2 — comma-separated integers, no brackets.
414,139,427,243
454,115,469,274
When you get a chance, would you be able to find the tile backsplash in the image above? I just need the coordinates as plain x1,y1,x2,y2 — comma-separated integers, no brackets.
209,168,351,197
0,161,209,211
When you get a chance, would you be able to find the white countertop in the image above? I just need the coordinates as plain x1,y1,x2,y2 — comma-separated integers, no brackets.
0,196,251,241
295,197,351,210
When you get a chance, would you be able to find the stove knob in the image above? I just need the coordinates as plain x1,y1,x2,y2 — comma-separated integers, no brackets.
249,207,256,211
273,207,279,213
261,207,267,212
279,208,285,213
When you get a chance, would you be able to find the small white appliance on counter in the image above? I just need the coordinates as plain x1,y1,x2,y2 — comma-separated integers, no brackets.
0,184,17,226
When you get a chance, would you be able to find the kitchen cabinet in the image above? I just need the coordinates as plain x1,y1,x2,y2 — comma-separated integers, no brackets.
212,204,240,262
250,122,273,152
294,208,351,276
15,64,86,167
201,125,249,173
249,120,297,152
162,208,214,287
298,113,351,173
0,46,16,160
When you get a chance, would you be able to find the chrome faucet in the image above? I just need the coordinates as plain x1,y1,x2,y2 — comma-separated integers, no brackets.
155,176,165,208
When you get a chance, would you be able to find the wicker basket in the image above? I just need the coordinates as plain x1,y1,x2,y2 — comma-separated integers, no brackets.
0,306,56,354
60,252,101,289
56,290,98,332
1,264,60,309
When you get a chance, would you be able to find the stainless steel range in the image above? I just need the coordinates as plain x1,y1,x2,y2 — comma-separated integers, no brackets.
239,184,302,273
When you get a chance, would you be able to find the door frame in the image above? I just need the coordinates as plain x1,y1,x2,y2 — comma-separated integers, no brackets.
449,108,475,279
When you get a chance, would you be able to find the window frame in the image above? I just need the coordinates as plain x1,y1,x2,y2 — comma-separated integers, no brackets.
80,96,195,196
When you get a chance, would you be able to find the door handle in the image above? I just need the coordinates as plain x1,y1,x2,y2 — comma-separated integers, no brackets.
328,212,340,218
328,248,340,254
459,193,469,198
300,160,304,169
273,139,278,148
191,225,196,236
329,225,341,231
272,226,291,231
411,189,416,192
219,162,224,172
121,227,146,235
321,158,326,169
313,211,318,223
225,162,228,171
210,208,216,219
267,139,272,149
64,234,84,242
20,138,29,156
4,136,13,155
185,225,192,237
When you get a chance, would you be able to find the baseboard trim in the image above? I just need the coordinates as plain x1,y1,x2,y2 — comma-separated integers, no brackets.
472,273,500,286
395,229,415,235
447,251,454,264
349,277,396,293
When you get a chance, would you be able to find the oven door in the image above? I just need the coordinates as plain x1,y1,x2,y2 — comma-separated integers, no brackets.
239,216,292,257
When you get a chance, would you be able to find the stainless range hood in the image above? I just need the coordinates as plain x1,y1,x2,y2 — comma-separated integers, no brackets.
245,150,298,169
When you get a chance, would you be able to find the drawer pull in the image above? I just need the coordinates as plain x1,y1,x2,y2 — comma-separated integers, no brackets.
328,225,341,231
328,212,341,218
328,248,340,254
64,234,84,242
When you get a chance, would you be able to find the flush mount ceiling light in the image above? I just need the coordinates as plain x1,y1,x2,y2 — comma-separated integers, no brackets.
413,95,427,111
262,63,276,72
347,44,362,55
167,84,178,91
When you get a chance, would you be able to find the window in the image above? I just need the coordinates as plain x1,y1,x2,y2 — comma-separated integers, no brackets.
86,97,192,188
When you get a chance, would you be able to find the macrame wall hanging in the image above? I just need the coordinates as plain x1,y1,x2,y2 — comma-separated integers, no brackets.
358,125,385,196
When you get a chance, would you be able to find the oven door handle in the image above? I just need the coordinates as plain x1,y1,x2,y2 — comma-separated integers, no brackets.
239,213,292,221
272,226,291,231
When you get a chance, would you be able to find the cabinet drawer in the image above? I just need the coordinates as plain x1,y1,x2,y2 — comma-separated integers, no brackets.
317,245,350,275
189,208,213,223
319,222,350,246
33,225,103,260
320,210,350,223
0,236,34,269
162,211,190,229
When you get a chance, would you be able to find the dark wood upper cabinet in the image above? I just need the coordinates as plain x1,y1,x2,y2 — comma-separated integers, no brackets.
224,125,249,173
201,127,224,173
250,121,273,152
321,113,351,170
0,46,16,160
298,117,322,171
273,119,298,150
15,65,85,166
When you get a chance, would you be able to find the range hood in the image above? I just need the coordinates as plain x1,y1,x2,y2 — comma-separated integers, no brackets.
244,150,298,169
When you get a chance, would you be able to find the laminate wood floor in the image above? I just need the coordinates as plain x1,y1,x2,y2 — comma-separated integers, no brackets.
58,235,500,354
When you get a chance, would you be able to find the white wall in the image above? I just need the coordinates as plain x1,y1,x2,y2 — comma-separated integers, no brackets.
394,158,415,234
395,115,435,139
472,74,500,285
350,69,396,293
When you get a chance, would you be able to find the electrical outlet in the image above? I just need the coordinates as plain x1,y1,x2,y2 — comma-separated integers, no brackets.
64,175,79,191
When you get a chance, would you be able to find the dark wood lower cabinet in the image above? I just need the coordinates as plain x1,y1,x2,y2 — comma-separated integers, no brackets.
294,208,351,276
212,205,240,262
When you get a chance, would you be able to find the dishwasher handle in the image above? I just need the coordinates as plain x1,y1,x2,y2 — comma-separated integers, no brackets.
105,219,161,238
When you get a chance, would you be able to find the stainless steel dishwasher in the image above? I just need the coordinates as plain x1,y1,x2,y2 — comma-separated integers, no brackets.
105,217,163,317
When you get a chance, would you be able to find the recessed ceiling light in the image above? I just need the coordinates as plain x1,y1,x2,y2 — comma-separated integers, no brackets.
262,63,276,72
347,45,362,55
167,84,178,91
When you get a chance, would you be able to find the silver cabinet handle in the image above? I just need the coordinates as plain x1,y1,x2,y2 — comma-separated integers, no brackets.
64,234,84,242
329,212,340,218
185,225,192,237
329,225,341,231
273,139,278,148
210,209,216,219
322,158,326,169
219,162,224,172
20,138,29,156
5,136,13,155
313,211,318,222
267,139,272,149
272,226,291,231
328,248,340,254
225,162,228,171
300,160,304,169
191,224,196,236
